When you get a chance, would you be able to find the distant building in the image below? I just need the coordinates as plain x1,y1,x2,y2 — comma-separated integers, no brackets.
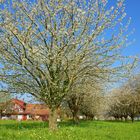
2,99,50,121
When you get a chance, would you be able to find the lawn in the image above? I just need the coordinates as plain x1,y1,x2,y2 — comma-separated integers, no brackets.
0,120,140,140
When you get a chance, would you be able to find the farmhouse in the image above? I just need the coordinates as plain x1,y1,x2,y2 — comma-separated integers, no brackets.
1,99,50,121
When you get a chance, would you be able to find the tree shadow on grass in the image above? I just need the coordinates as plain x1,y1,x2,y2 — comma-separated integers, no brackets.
104,120,136,123
59,120,100,128
0,121,49,130
1,120,126,130
0,120,94,130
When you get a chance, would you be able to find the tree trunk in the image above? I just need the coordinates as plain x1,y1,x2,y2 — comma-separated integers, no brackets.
49,109,58,131
72,112,79,124
124,116,127,122
131,116,134,123
0,110,2,119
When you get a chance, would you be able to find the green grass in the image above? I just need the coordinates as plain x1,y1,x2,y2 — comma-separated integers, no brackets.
0,120,140,140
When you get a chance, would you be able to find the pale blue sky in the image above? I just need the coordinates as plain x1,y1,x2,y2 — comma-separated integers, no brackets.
120,0,140,57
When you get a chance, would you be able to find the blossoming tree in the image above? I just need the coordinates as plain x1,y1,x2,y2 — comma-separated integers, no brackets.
0,0,136,130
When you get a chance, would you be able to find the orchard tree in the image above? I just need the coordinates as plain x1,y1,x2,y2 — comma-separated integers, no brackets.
65,77,103,123
106,82,140,122
66,92,84,123
106,89,130,120
80,90,102,120
0,0,136,130
125,76,140,121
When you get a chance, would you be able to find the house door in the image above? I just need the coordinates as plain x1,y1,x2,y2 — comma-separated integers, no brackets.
22,115,27,120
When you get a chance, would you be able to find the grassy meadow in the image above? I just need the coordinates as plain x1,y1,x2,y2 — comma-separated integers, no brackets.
0,120,140,140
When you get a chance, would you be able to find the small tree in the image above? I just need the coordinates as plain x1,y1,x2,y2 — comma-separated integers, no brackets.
0,0,135,130
66,92,84,123
81,93,101,120
65,77,103,123
65,79,87,123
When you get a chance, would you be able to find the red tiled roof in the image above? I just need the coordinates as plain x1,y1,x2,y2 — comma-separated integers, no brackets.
25,104,49,116
11,99,26,109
